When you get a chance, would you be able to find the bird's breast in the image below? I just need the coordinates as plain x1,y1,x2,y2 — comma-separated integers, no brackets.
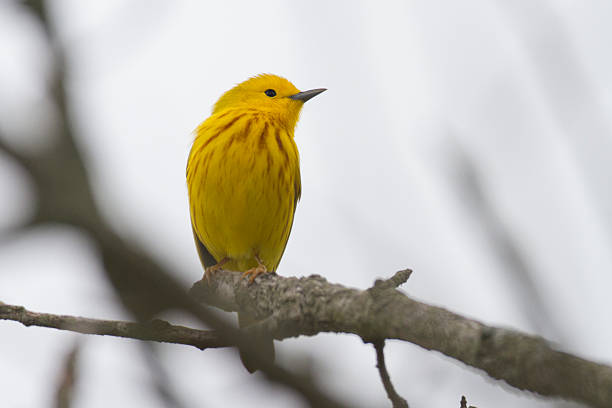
187,111,300,269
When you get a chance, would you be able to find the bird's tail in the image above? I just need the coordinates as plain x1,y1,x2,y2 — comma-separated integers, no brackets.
237,312,275,373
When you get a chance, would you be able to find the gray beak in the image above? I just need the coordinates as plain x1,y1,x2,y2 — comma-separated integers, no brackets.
289,88,327,102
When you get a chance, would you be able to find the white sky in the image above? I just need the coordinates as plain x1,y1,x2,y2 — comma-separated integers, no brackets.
1,1,611,407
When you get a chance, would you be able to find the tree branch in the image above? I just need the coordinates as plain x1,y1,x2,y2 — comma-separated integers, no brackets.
189,270,612,408
0,302,230,349
0,299,350,408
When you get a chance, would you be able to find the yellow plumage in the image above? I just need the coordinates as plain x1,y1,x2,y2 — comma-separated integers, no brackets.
187,74,324,372
187,74,325,280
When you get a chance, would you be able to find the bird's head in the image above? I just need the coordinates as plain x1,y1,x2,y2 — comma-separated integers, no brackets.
213,74,326,129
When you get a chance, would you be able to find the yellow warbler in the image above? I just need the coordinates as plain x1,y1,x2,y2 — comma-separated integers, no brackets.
186,74,325,371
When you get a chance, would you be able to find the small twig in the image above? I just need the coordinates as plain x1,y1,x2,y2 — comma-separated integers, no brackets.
460,395,477,408
0,302,230,350
374,340,409,408
370,269,413,293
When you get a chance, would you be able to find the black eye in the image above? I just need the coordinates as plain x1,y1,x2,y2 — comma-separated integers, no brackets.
264,89,276,97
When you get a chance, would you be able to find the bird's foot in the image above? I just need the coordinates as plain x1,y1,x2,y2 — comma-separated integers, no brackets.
241,256,268,284
203,258,229,283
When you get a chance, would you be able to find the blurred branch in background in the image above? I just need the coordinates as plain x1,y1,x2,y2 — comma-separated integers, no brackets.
140,342,190,408
54,342,79,408
497,0,612,235
449,142,564,341
449,142,575,408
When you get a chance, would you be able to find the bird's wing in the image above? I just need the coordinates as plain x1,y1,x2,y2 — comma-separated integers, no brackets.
294,160,301,203
271,166,301,271
191,224,217,269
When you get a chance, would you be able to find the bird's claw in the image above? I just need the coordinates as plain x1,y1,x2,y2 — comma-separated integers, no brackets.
203,258,229,284
241,263,268,284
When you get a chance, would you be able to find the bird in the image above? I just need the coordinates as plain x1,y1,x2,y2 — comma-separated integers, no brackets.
186,74,325,372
